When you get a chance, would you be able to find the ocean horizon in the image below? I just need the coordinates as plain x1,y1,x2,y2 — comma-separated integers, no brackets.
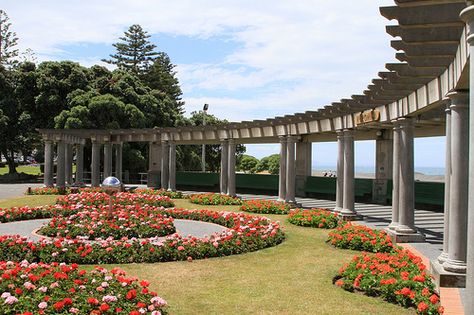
313,165,445,176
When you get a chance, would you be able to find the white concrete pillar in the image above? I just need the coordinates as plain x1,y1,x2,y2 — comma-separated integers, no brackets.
43,140,54,187
220,139,229,194
373,130,393,204
335,131,344,212
75,144,84,186
443,91,469,274
278,136,287,202
115,143,123,183
228,139,236,196
396,118,416,234
169,142,176,191
439,106,452,263
285,136,296,204
389,123,401,229
56,141,66,188
459,8,474,312
341,129,356,217
91,142,101,187
161,141,170,190
148,142,162,188
103,143,113,178
64,143,73,185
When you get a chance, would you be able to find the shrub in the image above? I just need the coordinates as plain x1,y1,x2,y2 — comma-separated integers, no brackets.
327,223,394,253
240,199,290,215
188,193,242,205
288,208,340,228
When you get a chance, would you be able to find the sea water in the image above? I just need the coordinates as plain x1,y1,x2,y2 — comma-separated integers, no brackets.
313,165,445,176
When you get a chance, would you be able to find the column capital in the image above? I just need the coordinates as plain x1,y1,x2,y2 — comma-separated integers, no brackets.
287,135,297,143
447,89,469,107
342,129,355,137
460,5,474,44
397,117,414,128
228,138,235,144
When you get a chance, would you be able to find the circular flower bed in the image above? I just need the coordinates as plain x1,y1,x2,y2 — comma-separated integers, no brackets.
0,205,76,223
0,260,167,314
334,249,443,315
134,188,184,199
37,205,176,240
0,206,284,264
57,192,175,208
239,200,290,215
327,223,394,253
188,193,242,205
287,208,340,228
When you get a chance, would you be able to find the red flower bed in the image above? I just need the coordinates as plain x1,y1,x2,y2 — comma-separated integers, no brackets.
0,205,77,223
287,208,340,228
188,193,242,205
327,223,394,253
134,188,184,199
239,200,290,215
38,204,176,240
57,192,175,208
0,206,285,264
0,260,167,314
334,249,443,314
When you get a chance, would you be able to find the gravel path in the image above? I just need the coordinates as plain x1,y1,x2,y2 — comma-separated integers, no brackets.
0,218,226,242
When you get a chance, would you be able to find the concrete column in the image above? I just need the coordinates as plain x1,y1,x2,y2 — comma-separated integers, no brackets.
43,140,54,187
56,141,66,188
443,91,469,274
460,8,474,312
395,118,416,234
295,140,312,197
161,141,170,190
389,123,401,230
220,139,229,194
227,139,236,196
64,143,73,185
148,142,162,188
103,143,113,178
91,142,101,187
335,131,345,212
278,136,287,202
75,144,84,186
285,136,296,204
341,129,356,217
169,142,176,191
373,130,393,204
438,106,452,263
115,143,123,182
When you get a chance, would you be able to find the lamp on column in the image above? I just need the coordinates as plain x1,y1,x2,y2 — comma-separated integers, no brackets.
202,103,209,172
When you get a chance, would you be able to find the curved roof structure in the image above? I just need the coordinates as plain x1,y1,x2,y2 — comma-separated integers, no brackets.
39,0,467,144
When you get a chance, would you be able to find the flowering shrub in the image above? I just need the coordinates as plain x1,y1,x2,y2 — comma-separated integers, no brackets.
239,200,290,215
0,205,77,223
334,249,444,314
327,223,394,253
134,188,184,199
0,206,285,264
0,260,167,314
57,192,175,208
38,204,176,240
188,193,242,205
287,208,341,228
25,187,104,195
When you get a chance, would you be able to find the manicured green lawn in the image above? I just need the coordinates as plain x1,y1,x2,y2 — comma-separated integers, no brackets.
0,196,414,315
0,165,42,175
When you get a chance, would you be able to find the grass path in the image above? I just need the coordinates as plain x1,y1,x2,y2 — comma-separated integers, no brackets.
0,196,414,315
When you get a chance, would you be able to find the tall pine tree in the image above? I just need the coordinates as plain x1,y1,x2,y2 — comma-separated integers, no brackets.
103,24,158,74
0,10,19,68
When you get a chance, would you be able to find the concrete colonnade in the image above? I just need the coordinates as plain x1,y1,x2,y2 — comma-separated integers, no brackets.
219,138,237,196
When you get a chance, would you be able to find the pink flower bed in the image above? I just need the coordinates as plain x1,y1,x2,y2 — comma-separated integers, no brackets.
57,192,175,208
0,260,167,314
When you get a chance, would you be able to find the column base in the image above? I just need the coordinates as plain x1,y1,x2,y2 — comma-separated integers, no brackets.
338,211,362,221
147,170,161,189
386,229,425,243
430,260,466,289
437,252,449,264
443,259,467,274
285,201,301,208
395,224,417,234
333,206,342,213
387,222,399,230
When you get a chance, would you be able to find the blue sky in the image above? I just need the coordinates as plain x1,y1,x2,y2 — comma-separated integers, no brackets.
2,0,445,171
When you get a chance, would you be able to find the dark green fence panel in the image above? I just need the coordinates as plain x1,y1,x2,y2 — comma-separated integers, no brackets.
354,178,373,197
304,176,336,195
415,181,444,206
236,174,279,190
176,172,219,187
